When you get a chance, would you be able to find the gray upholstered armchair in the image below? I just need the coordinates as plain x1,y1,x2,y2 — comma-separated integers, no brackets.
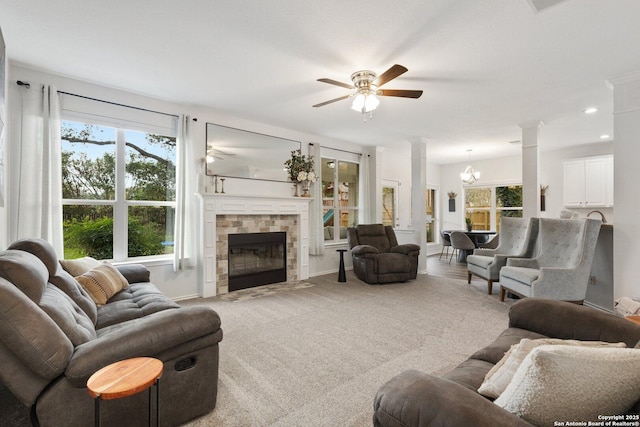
466,217,539,294
499,218,602,303
347,224,420,284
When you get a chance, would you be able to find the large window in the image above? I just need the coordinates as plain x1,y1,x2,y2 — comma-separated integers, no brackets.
61,120,176,260
465,185,522,232
321,158,359,242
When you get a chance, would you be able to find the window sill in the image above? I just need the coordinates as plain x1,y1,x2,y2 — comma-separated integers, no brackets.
112,255,173,267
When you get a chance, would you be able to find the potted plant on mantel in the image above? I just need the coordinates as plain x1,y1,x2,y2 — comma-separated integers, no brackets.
284,149,316,197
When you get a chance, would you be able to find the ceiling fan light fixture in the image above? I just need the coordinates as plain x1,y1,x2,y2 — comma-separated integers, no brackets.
351,92,379,113
351,93,365,112
314,64,422,117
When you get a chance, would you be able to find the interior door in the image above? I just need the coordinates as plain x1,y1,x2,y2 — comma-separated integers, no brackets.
382,180,399,227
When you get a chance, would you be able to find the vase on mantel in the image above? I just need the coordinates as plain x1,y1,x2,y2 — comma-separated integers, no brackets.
301,180,311,197
292,183,300,197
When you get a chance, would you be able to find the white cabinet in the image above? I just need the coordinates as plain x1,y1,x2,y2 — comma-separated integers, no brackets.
563,155,613,208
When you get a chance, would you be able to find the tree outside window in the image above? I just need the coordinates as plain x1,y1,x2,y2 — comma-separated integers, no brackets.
61,121,176,260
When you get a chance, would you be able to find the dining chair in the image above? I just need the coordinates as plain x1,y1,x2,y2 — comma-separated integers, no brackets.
479,234,499,249
449,231,475,264
439,231,452,260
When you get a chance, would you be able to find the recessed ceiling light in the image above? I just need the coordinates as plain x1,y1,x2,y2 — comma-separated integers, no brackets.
600,134,610,139
583,107,598,114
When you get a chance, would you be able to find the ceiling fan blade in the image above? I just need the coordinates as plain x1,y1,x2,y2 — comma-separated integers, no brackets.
317,78,353,89
378,89,423,99
313,95,351,108
374,64,408,87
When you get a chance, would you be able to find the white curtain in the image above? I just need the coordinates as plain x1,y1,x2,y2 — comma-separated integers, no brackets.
10,84,63,256
173,114,191,271
359,151,372,224
309,142,324,255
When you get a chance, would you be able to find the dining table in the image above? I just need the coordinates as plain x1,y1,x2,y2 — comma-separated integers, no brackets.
443,230,497,263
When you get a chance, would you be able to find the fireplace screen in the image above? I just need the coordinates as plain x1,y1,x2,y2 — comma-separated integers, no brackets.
228,232,287,291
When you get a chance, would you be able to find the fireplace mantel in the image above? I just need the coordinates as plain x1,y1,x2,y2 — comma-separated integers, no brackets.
197,193,311,297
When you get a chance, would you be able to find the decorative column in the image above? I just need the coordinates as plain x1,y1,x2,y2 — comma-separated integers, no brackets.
520,121,543,218
410,137,428,274
610,70,640,300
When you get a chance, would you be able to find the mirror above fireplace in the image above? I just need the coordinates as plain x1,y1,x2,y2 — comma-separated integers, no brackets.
205,123,301,182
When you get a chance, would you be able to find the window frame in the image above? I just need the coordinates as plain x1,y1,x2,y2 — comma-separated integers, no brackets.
463,182,522,231
61,119,177,262
321,156,360,244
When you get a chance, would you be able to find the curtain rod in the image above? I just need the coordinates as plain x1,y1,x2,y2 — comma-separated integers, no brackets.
309,142,361,156
17,80,182,119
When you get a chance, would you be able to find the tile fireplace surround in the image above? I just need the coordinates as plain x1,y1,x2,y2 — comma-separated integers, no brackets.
198,193,311,296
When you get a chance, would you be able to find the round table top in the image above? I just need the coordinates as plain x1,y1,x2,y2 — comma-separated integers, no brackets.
87,357,163,400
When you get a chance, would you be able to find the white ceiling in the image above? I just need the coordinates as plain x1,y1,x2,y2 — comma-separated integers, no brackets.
2,0,639,164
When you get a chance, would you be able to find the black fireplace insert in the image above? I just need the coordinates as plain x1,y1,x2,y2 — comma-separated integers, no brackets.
228,232,287,291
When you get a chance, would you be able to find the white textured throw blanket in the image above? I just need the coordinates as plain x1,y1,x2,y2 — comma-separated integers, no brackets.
614,296,640,316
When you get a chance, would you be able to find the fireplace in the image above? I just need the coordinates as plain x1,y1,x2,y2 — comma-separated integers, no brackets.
198,193,311,297
228,232,287,291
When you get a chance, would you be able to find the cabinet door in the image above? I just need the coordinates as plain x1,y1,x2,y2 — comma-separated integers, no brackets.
585,157,607,206
605,155,614,207
563,160,586,207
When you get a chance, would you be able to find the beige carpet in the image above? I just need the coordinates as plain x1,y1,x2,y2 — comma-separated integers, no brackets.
180,271,513,426
0,271,512,426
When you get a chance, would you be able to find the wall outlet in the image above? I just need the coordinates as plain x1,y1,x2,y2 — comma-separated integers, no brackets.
589,275,596,286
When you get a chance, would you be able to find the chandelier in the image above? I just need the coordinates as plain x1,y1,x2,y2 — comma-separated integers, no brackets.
460,149,480,184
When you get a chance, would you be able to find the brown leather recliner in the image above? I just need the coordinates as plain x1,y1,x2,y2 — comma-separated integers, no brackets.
347,224,420,284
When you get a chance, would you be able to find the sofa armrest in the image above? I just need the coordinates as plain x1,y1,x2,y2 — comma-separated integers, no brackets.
116,263,151,283
373,370,532,427
508,298,640,347
391,244,420,255
65,306,222,386
351,245,378,256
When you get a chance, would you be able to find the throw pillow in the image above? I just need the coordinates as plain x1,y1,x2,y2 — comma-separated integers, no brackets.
75,263,129,305
59,256,101,277
494,345,640,425
478,338,626,399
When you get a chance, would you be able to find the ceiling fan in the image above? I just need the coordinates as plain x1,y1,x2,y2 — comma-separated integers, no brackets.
313,64,423,119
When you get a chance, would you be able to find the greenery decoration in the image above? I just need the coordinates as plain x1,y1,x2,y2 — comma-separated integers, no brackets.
284,149,316,183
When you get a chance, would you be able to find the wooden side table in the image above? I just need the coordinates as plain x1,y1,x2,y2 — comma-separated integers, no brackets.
626,315,640,326
87,357,163,427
